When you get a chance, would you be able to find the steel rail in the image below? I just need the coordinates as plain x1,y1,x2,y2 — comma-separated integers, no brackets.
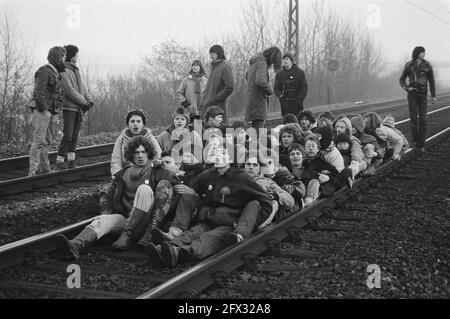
1,104,449,196
2,92,449,173
137,126,450,299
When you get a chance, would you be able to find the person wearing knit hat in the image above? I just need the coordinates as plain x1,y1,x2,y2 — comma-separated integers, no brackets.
110,108,162,177
28,46,66,176
334,133,353,166
204,105,225,128
55,45,94,170
176,60,208,122
245,46,282,130
399,46,436,152
157,107,202,163
201,44,234,125
274,51,308,117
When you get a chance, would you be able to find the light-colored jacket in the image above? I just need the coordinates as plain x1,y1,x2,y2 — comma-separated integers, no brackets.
323,145,345,172
376,125,404,159
111,128,162,176
255,176,295,209
60,62,92,113
176,75,208,117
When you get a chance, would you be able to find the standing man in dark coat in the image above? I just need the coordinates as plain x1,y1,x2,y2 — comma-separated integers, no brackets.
399,46,436,153
201,45,234,125
245,46,282,130
28,46,66,176
274,52,308,117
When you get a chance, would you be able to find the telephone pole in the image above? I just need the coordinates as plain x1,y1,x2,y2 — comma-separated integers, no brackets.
288,0,299,63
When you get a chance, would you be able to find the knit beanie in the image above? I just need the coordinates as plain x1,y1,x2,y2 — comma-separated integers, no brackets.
172,106,190,123
334,133,352,148
351,115,365,134
126,108,148,126
382,116,395,129
315,125,334,150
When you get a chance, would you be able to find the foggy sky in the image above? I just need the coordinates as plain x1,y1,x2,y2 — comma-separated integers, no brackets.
3,0,450,79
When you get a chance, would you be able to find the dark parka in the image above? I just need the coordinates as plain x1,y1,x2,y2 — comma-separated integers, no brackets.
33,64,64,113
200,60,234,117
245,53,274,122
274,64,308,116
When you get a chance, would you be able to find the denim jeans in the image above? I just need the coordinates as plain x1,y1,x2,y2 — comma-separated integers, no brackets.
29,110,59,174
407,92,428,147
58,110,82,157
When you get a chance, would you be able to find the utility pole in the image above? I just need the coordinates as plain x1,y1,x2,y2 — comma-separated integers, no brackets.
288,0,299,63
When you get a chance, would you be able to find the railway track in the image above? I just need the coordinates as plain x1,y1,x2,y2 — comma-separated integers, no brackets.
1,100,450,197
2,92,449,176
1,123,449,299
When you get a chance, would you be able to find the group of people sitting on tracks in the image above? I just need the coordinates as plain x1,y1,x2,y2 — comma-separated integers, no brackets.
54,105,408,268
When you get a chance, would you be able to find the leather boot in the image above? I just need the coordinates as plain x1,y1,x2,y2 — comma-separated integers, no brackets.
54,227,97,260
137,181,173,247
112,207,147,250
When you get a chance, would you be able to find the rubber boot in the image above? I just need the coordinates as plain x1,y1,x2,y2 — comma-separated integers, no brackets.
112,207,147,250
54,227,97,260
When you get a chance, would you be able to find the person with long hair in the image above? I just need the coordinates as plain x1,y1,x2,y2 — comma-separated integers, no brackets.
176,60,207,122
245,46,282,130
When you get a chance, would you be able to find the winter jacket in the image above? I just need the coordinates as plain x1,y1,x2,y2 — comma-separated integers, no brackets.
255,176,295,209
110,128,162,176
191,167,272,223
32,64,64,113
322,146,345,172
60,62,92,113
274,64,308,115
245,53,274,121
399,59,435,97
176,75,208,117
301,156,343,197
111,164,180,216
201,59,234,116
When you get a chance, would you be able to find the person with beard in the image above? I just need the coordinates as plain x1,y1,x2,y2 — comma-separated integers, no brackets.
274,52,308,117
176,60,208,122
28,46,66,176
110,109,162,177
54,136,181,258
55,45,94,170
245,46,282,130
399,46,436,153
201,45,234,124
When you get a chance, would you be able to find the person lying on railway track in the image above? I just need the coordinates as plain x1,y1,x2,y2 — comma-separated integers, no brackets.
333,117,366,178
157,107,202,163
54,135,180,259
110,109,162,177
297,110,317,135
301,135,344,206
244,156,295,231
146,147,272,268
